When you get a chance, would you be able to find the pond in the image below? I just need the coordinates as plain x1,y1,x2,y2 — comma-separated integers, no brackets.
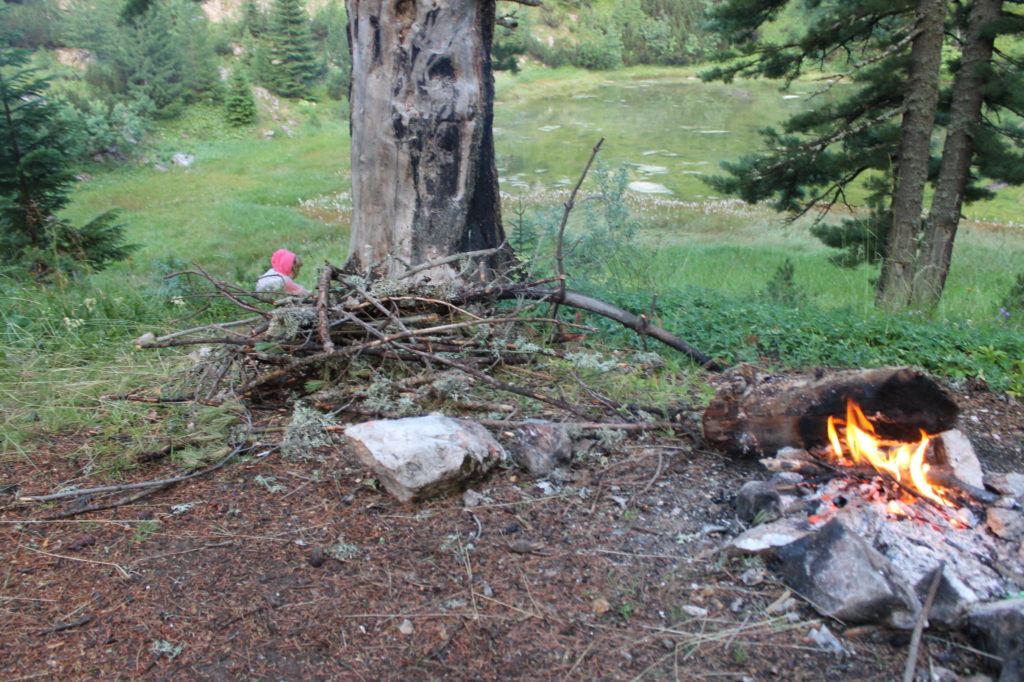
494,76,819,201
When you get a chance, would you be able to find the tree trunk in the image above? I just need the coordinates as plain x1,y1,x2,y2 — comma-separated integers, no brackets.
875,0,947,311
702,366,959,457
913,0,1002,309
345,0,511,281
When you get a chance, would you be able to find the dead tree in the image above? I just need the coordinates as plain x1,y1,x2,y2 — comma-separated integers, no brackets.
345,0,512,281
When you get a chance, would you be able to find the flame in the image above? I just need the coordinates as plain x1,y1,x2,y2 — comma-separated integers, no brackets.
827,401,952,507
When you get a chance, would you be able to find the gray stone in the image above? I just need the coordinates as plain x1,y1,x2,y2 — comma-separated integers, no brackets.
507,421,572,477
725,517,812,554
807,625,849,656
777,519,920,629
988,473,1024,499
935,429,984,488
344,416,505,503
965,598,1024,682
987,509,1024,541
171,152,194,167
924,570,980,630
736,480,782,524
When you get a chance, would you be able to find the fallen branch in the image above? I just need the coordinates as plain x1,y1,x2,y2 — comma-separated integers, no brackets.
902,561,946,682
20,444,250,503
508,287,722,370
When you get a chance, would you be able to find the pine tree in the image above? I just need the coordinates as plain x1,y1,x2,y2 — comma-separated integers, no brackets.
226,69,257,126
0,49,135,275
265,0,319,99
703,0,1024,309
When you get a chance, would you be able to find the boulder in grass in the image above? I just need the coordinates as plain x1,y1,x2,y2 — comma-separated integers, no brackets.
344,416,505,503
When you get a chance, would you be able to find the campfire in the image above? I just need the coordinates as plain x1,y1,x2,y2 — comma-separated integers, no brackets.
702,366,1024,677
826,399,949,507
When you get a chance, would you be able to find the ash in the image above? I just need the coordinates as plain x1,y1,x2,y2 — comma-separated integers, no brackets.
802,476,1023,604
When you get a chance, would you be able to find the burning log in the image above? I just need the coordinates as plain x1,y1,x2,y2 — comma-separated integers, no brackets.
702,366,959,457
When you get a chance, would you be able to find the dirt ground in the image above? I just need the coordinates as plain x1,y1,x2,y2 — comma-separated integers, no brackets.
2,376,1021,681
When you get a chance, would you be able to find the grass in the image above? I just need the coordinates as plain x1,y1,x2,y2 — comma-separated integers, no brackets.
3,69,1023,462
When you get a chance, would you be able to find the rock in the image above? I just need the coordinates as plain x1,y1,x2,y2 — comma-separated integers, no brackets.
987,509,1024,541
681,605,708,618
133,332,156,347
808,625,849,656
965,598,1024,682
988,473,1024,499
343,416,505,503
776,519,920,629
171,152,194,167
397,619,414,635
735,480,782,524
935,429,984,488
925,569,979,630
462,489,487,508
307,544,324,567
725,517,812,554
506,421,572,477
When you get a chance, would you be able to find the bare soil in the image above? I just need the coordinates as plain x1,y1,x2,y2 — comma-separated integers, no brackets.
2,377,1021,681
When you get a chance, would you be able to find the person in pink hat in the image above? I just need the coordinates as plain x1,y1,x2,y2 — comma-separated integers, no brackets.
255,249,310,295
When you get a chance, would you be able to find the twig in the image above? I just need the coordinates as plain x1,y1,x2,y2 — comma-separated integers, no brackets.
20,545,131,579
902,560,946,682
399,243,508,280
42,483,173,520
316,262,336,353
37,615,94,636
551,138,604,327
20,445,248,502
627,450,665,509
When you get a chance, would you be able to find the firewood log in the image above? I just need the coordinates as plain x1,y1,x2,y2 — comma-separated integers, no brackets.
702,366,959,456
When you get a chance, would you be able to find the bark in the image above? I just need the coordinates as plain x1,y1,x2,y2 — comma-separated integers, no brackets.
702,366,959,456
345,0,511,281
914,0,1002,309
875,0,947,311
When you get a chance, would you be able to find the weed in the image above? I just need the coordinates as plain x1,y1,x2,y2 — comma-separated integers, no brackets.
131,519,160,544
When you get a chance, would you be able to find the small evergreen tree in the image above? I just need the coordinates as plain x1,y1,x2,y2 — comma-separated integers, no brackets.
265,0,319,99
0,49,135,275
225,69,257,126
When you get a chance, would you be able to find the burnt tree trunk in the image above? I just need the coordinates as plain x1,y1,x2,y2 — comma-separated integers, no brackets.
345,0,511,281
875,0,947,311
702,366,959,456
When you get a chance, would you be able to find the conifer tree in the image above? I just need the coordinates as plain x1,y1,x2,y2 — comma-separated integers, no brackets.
226,69,257,126
0,49,134,275
265,0,319,99
703,0,1024,309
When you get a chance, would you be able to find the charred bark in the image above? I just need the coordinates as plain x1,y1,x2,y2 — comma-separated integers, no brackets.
702,366,959,456
345,0,511,281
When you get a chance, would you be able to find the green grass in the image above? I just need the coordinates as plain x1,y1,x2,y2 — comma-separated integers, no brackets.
3,71,1024,461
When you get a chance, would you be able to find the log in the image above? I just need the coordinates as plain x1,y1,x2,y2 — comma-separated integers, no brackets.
702,366,959,456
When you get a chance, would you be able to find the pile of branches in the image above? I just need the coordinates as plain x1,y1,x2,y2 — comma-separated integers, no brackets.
134,257,719,424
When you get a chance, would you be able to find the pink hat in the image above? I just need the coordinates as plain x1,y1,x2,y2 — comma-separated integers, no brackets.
270,249,297,276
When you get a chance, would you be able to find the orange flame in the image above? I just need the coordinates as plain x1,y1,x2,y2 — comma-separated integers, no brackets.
827,401,952,507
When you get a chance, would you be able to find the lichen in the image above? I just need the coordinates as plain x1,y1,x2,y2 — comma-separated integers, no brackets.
565,351,618,373
326,534,360,561
266,305,318,339
282,402,337,459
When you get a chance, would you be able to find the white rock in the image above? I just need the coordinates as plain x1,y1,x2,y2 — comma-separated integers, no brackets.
344,416,505,503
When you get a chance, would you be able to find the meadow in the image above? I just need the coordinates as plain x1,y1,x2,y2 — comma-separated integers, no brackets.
2,66,1023,457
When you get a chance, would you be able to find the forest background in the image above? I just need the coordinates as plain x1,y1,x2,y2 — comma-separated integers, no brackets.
2,0,1024,456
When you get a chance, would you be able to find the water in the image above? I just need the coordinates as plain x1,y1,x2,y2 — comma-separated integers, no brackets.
494,77,824,200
